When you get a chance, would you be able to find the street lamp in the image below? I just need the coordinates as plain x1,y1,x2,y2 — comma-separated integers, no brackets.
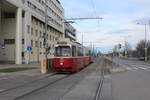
137,23,148,61
44,0,48,58
120,36,130,58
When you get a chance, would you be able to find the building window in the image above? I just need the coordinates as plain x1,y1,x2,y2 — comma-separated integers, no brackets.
22,52,25,57
22,39,25,44
40,31,42,37
31,40,33,47
36,20,38,25
35,29,38,37
50,35,51,41
40,23,42,27
31,28,33,35
35,41,38,47
27,25,30,33
40,42,42,48
22,0,25,4
31,52,33,54
4,12,15,18
47,34,49,40
4,39,15,44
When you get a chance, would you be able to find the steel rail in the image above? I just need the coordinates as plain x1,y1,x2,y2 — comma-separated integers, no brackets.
95,72,104,100
57,60,100,100
94,59,106,100
0,73,57,94
14,62,96,100
14,74,70,100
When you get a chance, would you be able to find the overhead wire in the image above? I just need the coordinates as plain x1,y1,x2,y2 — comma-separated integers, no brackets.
91,0,101,24
91,0,97,17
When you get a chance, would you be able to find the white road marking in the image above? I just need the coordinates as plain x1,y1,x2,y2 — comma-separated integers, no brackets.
0,89,5,92
131,65,138,67
133,67,138,70
126,67,132,70
0,77,9,81
138,67,147,70
129,64,150,70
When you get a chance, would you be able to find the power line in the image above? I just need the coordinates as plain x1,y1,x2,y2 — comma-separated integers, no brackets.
66,17,103,21
91,0,97,17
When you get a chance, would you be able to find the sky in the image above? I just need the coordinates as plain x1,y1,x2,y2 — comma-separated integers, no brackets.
60,0,150,53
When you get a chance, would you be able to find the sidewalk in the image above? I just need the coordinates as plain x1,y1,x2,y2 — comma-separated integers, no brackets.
0,63,41,69
0,63,43,76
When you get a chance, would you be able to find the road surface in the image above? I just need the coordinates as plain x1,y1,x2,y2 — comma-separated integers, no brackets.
112,58,150,100
1,57,150,100
0,58,111,100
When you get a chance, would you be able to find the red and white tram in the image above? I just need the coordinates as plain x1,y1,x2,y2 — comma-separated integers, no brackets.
53,40,93,72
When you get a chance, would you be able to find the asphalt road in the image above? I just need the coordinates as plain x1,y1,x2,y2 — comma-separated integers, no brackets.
0,58,112,100
111,58,150,100
2,57,149,100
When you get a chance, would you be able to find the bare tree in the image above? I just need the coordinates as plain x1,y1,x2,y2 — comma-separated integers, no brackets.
136,40,150,57
123,42,132,57
126,42,132,52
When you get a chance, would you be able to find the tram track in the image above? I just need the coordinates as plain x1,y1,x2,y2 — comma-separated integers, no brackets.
94,58,107,100
57,77,82,100
14,59,99,100
0,72,57,94
57,59,102,100
0,58,102,100
14,74,71,100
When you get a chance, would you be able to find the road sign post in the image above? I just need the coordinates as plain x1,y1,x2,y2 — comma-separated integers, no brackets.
27,46,33,64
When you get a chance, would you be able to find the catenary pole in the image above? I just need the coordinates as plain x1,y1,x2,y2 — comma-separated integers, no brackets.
145,24,148,61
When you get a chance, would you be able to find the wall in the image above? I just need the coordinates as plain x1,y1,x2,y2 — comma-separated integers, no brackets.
0,5,1,35
6,0,64,33
30,17,63,62
0,0,65,64
0,13,16,62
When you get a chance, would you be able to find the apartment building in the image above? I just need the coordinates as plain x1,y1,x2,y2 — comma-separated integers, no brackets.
64,22,77,42
0,0,64,64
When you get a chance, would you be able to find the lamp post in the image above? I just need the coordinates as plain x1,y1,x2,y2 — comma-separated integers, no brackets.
44,0,48,59
144,24,148,61
41,0,48,74
122,36,131,58
137,23,148,61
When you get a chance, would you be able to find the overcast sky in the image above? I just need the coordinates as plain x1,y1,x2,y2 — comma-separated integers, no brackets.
61,0,150,53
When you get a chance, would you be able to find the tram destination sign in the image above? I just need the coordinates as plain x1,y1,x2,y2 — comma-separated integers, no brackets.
57,41,68,45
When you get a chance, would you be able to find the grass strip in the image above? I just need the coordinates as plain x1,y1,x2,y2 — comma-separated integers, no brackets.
0,67,36,73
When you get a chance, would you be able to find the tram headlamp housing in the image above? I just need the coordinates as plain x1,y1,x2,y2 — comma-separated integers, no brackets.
60,62,63,65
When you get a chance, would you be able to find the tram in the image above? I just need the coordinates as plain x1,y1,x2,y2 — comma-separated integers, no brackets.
53,39,93,72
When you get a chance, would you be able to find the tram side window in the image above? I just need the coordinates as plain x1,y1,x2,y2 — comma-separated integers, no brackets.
77,47,83,56
89,50,92,56
72,46,76,57
85,49,90,56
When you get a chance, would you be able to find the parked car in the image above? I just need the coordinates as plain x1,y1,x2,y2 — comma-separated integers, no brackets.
138,57,145,61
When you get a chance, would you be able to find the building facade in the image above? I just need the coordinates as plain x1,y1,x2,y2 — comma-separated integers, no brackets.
64,22,77,42
0,0,64,64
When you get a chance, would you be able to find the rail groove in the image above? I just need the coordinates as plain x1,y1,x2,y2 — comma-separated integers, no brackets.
0,73,56,94
95,58,106,100
14,74,70,100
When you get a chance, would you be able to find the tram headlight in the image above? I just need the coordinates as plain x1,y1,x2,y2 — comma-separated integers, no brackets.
60,62,63,65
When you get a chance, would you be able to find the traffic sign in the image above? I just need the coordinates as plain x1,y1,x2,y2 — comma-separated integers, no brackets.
27,46,32,52
0,45,5,50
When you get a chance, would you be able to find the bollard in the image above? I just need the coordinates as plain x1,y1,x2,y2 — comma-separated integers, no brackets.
41,56,47,74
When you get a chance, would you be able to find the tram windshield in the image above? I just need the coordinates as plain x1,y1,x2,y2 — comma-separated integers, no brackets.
55,46,71,57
